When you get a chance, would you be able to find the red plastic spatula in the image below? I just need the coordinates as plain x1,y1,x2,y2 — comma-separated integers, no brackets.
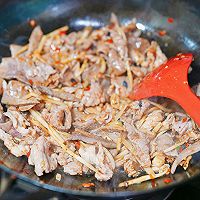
129,53,200,126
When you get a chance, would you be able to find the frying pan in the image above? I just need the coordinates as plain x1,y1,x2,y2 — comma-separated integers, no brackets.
0,0,200,199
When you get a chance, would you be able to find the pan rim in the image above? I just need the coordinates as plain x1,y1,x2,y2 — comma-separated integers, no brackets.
0,163,199,198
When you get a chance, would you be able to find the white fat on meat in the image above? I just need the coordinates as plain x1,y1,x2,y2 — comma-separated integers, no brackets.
28,136,57,176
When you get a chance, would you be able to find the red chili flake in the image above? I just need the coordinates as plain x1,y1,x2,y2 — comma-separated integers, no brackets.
55,60,60,64
29,19,36,27
106,38,113,43
98,73,103,78
167,17,174,23
182,117,187,123
28,79,33,85
96,34,102,40
108,22,115,29
185,143,189,147
82,182,95,188
55,47,60,52
18,57,25,62
84,86,91,91
179,146,183,153
158,30,166,37
59,30,67,36
151,178,156,188
75,141,80,150
164,178,173,184
26,150,31,158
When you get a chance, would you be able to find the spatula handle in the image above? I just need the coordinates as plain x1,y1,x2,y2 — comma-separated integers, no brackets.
175,86,200,127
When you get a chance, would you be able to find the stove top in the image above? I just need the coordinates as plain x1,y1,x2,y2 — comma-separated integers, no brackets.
0,171,199,200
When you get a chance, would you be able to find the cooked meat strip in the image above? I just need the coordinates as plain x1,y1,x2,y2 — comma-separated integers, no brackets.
125,122,151,168
81,79,106,107
27,26,43,54
1,80,38,107
36,86,77,101
10,44,23,57
42,104,72,131
66,132,116,149
0,129,30,157
79,143,114,181
28,136,57,176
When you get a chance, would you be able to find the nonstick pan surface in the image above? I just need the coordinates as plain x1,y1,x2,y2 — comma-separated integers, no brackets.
0,0,200,199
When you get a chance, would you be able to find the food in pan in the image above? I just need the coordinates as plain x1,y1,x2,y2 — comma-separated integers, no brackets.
0,14,199,187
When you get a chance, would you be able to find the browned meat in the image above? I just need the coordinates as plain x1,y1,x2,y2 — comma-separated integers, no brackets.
1,80,38,108
42,104,72,131
125,122,151,168
28,136,57,176
73,119,101,132
140,110,164,134
36,86,77,101
27,26,43,54
121,100,151,124
0,13,199,183
128,36,150,63
81,80,106,107
0,57,56,86
171,140,200,174
107,49,126,75
153,132,178,157
66,133,116,149
110,76,131,97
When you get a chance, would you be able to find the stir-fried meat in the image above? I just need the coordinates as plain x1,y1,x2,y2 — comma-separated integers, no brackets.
27,26,43,54
172,113,193,135
0,14,199,183
0,129,30,157
66,132,116,149
121,100,151,124
123,153,141,177
57,151,83,175
79,143,114,181
0,57,56,86
1,80,38,108
36,86,77,101
10,44,23,57
171,140,200,174
152,132,178,157
42,104,72,131
107,49,126,75
28,136,57,176
125,123,151,168
140,110,164,134
81,79,106,107
128,36,150,65
110,76,131,97
4,108,32,137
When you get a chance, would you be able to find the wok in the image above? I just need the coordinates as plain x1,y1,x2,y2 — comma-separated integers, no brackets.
0,0,200,199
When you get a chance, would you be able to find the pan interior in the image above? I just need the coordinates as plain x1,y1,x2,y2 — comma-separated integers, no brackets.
0,0,200,197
